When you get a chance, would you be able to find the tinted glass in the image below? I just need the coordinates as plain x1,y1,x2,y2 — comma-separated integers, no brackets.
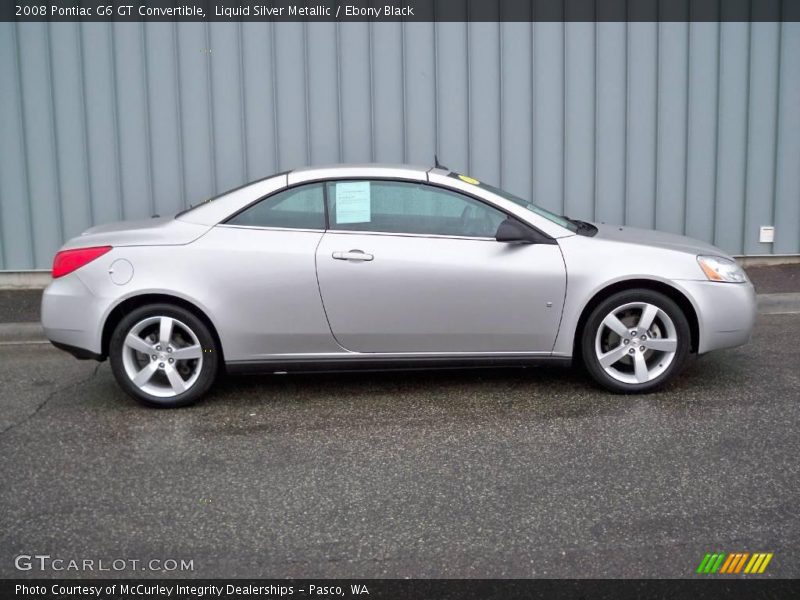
326,180,506,238
227,183,325,229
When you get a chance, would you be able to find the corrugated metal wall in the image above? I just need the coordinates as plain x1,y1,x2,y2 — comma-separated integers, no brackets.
1,20,799,270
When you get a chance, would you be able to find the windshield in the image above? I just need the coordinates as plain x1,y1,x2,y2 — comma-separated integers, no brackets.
447,173,577,232
478,181,578,232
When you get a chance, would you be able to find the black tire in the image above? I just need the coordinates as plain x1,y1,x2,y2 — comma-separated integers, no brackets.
109,303,219,408
580,289,691,393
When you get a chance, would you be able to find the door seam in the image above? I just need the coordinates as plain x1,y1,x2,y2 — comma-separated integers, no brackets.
313,230,350,352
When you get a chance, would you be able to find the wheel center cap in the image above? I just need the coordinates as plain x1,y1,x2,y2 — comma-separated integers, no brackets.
158,352,167,361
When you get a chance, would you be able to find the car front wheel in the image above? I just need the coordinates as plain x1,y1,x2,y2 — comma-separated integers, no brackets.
581,289,691,393
109,304,219,407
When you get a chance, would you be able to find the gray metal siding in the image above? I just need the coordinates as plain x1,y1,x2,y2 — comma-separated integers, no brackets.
0,20,798,270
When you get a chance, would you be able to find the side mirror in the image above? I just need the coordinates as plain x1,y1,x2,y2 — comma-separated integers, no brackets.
495,218,537,244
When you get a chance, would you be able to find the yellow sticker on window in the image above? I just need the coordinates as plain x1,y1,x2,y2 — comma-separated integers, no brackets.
458,174,480,185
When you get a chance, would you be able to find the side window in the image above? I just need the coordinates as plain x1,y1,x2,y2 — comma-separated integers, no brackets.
226,183,325,230
325,180,506,238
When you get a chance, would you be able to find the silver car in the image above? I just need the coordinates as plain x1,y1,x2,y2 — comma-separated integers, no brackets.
42,164,756,407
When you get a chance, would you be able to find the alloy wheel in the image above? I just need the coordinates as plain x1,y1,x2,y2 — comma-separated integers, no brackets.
121,316,204,398
593,301,678,385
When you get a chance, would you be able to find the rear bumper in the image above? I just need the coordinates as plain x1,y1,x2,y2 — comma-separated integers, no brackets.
41,273,108,357
676,279,757,354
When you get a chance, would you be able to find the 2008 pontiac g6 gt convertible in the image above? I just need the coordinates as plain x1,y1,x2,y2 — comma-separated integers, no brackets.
42,164,756,407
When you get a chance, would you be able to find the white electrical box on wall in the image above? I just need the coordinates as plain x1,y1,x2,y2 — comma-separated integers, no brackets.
759,226,775,244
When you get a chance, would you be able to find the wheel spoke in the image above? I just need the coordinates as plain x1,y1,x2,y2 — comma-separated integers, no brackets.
132,362,158,388
164,365,187,394
633,353,649,383
599,344,629,368
644,337,678,352
159,317,174,345
637,304,659,333
602,314,629,338
124,333,153,355
171,344,202,360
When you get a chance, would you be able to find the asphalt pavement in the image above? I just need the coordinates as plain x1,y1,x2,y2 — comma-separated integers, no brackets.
0,312,798,579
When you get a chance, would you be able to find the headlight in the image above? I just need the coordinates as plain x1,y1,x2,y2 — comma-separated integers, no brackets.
697,255,748,283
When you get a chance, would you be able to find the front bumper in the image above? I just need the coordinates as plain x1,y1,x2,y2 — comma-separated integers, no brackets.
675,279,757,354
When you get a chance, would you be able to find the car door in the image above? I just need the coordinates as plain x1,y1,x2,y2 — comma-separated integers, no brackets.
193,182,342,361
315,179,567,354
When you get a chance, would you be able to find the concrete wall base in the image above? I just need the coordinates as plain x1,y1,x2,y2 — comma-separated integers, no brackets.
735,255,800,267
0,271,52,290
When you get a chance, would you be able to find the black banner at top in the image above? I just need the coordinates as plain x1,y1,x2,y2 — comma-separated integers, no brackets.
3,0,800,22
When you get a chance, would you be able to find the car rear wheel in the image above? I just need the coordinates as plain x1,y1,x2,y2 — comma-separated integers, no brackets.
581,289,691,393
109,304,218,407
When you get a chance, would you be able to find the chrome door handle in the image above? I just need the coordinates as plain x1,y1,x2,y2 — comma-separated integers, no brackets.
332,250,374,262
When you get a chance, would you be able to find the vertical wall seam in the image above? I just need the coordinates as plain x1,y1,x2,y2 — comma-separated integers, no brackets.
560,21,572,215
741,17,752,253
302,21,312,165
367,21,375,162
592,18,598,221
11,22,37,267
270,21,281,170
433,18,439,159
682,21,692,235
44,22,65,243
204,22,218,194
334,22,343,162
401,20,408,164
624,17,630,223
109,24,125,220
77,22,95,224
653,18,660,230
140,23,156,216
561,20,566,215
712,18,722,246
465,16,471,173
770,16,782,239
531,18,536,203
498,19,503,188
238,22,250,180
172,22,187,207
13,22,35,266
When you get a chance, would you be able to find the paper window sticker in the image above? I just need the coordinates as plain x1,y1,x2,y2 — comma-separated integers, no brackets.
336,181,371,224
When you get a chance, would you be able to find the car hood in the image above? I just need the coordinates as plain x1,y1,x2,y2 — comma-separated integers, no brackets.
590,222,731,258
62,216,211,250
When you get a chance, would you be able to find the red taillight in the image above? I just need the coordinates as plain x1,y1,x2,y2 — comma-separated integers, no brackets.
52,246,112,278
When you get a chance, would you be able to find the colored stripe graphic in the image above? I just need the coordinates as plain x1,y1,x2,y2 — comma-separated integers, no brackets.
697,554,712,573
699,553,726,573
734,553,749,573
721,553,739,574
759,553,773,573
719,554,736,573
711,553,726,573
745,554,760,573
744,553,774,574
699,552,774,574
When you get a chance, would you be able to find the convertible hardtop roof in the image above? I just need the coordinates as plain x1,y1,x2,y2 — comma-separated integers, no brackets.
175,162,575,239
287,163,453,186
289,163,444,179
